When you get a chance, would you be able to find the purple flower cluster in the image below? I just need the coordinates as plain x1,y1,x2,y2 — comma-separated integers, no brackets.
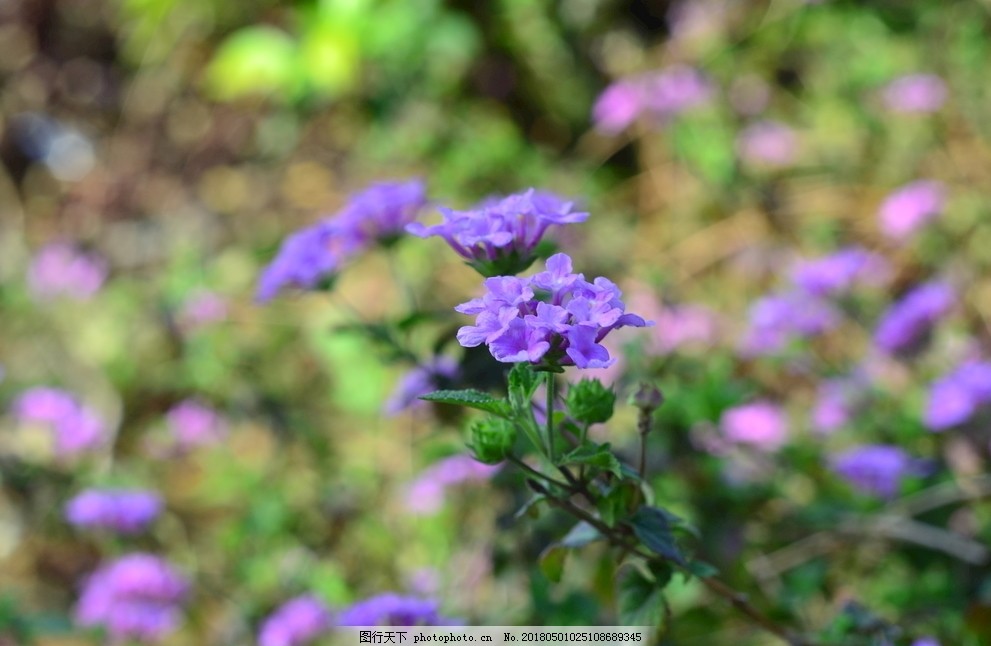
736,120,798,168
177,290,228,331
259,595,333,646
455,253,650,369
719,401,789,452
830,445,922,499
258,180,426,301
75,553,189,642
384,357,460,416
881,74,947,113
337,594,455,626
592,65,713,134
873,282,954,354
924,361,991,430
878,180,945,241
12,387,106,456
790,247,890,296
165,399,227,451
27,242,108,301
739,291,840,356
65,489,163,534
407,190,588,276
404,454,501,515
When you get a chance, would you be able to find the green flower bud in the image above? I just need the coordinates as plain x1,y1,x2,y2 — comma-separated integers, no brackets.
566,379,616,425
467,418,516,464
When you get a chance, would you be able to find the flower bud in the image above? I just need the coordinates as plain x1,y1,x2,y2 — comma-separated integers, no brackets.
566,379,616,425
631,382,664,413
467,418,515,464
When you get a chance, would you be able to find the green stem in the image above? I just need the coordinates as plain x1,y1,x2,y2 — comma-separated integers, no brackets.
545,372,556,462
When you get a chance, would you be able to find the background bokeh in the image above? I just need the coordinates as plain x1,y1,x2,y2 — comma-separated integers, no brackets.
2,0,991,644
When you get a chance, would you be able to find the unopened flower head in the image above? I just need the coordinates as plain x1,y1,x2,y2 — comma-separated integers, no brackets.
881,74,947,113
405,454,501,515
258,180,426,301
12,387,106,456
259,595,333,646
720,401,788,451
75,553,188,642
790,247,891,296
28,242,107,301
455,253,650,369
873,281,953,354
66,489,163,534
924,361,991,430
830,445,922,499
407,190,588,276
878,180,945,241
337,594,456,626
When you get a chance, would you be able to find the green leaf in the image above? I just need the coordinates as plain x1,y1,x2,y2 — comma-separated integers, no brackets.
508,363,540,411
685,559,719,580
559,521,604,549
514,495,546,520
539,545,567,583
559,442,624,479
618,565,668,627
629,507,686,566
597,481,639,527
419,390,511,417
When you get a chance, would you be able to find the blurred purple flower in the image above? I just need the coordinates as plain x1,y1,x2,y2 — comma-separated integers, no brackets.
66,489,163,534
911,638,940,646
924,361,991,430
12,387,106,456
739,291,840,356
27,242,107,301
881,74,947,113
649,303,720,354
811,379,863,434
878,180,945,241
165,400,227,451
592,80,644,134
407,190,588,276
720,401,788,451
177,291,228,330
258,180,426,301
830,445,922,498
455,253,650,369
337,594,456,626
75,553,188,643
873,282,953,354
259,595,333,646
790,247,891,296
384,357,460,416
643,65,714,119
405,454,501,515
736,120,798,168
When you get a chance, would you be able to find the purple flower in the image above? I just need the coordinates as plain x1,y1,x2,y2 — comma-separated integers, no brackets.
337,594,455,626
12,387,106,456
790,247,891,296
811,379,863,434
736,120,798,168
878,180,945,241
924,361,991,430
404,455,501,515
384,357,460,416
165,400,227,450
911,638,940,646
720,401,789,451
592,80,644,134
873,282,953,354
259,595,333,646
642,65,713,118
830,445,922,498
66,489,163,534
75,553,188,642
27,242,107,301
177,291,228,330
455,253,651,369
258,180,426,301
739,291,840,356
407,190,588,276
881,74,947,113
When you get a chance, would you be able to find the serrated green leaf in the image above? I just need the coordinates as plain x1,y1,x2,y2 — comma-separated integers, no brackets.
419,390,511,417
539,545,567,583
630,507,686,566
618,566,668,627
559,442,624,479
